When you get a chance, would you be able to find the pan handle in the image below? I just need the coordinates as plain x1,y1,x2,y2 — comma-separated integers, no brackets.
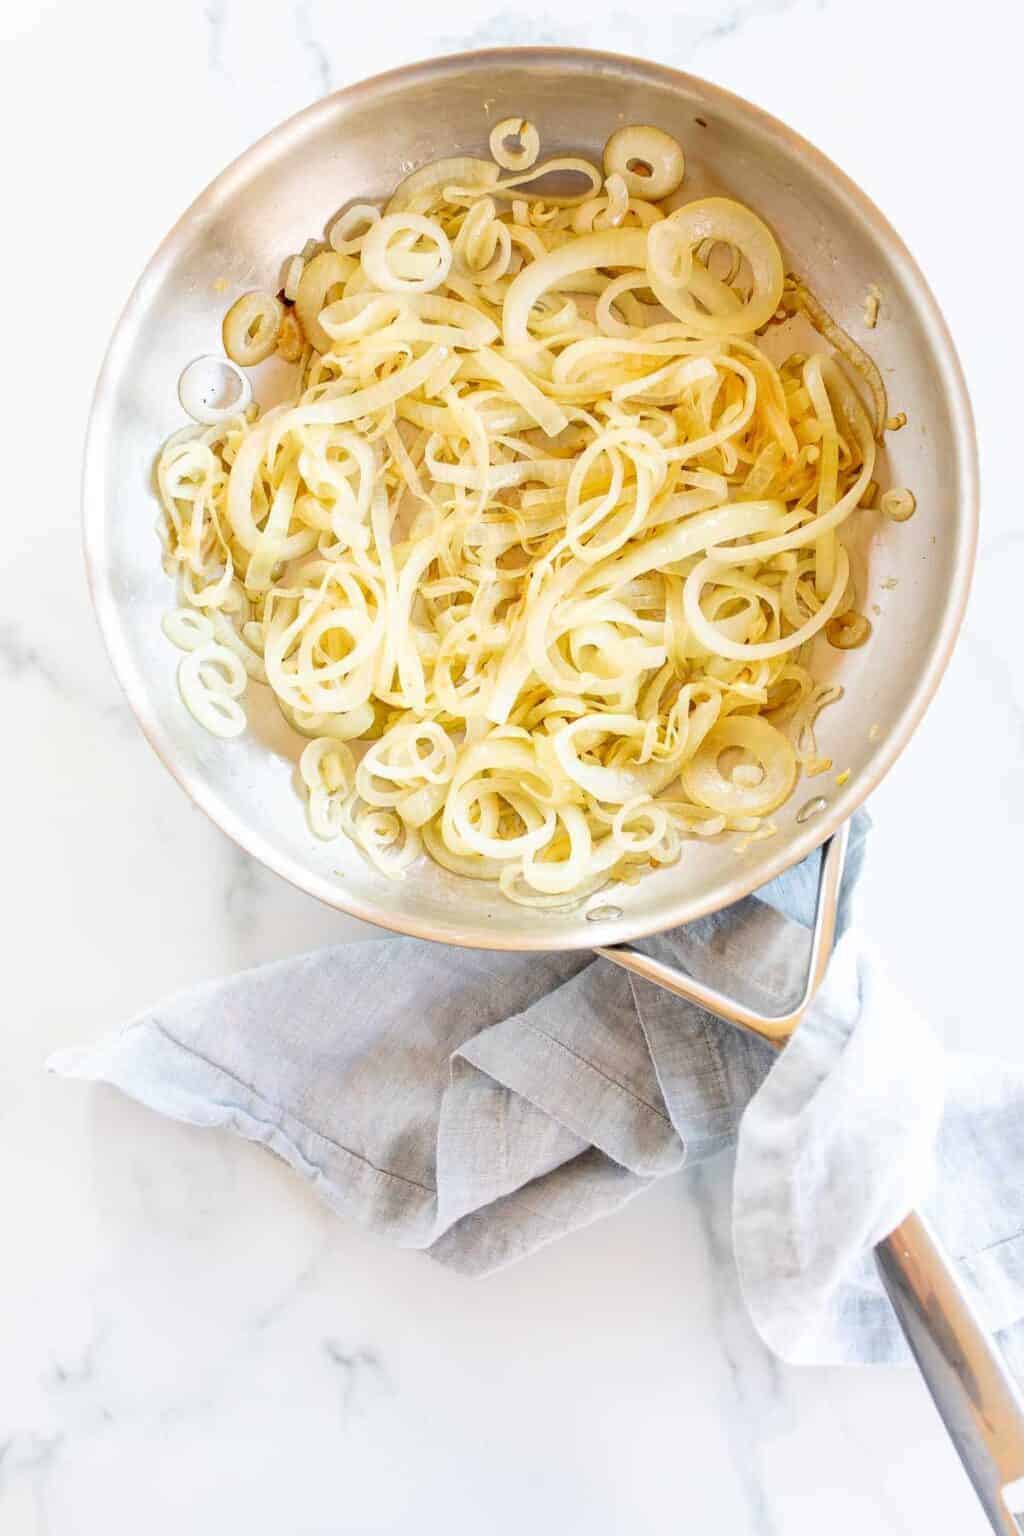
876,1213,1024,1534
594,820,849,1047
598,821,1024,1531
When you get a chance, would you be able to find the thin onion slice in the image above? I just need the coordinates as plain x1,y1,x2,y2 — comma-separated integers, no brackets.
647,198,784,337
503,229,649,346
490,117,540,172
386,157,500,214
361,213,453,295
222,291,283,366
603,125,685,200
177,354,252,424
682,717,797,815
295,251,358,351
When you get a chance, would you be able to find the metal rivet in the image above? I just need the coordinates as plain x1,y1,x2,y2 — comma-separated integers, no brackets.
586,904,624,922
796,796,828,824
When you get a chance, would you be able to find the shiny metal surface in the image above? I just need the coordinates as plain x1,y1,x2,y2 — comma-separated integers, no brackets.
83,47,978,948
632,840,1024,1535
876,1214,1024,1535
598,822,849,1041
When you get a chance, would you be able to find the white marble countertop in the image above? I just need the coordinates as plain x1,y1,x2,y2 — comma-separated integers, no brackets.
2,0,1021,1530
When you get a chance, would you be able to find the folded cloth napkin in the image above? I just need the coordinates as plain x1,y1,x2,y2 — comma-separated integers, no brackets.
49,812,1024,1366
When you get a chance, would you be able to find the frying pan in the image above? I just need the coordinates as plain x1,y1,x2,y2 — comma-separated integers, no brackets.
82,48,1020,1530
83,47,974,953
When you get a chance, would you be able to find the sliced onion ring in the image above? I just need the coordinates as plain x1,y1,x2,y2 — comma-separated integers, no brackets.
603,125,685,200
647,198,784,337
222,291,283,366
503,229,649,346
386,157,499,214
329,203,382,254
490,117,540,172
361,213,453,295
177,354,252,424
682,717,797,815
295,251,358,352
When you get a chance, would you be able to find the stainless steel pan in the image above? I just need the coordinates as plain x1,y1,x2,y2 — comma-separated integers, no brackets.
83,47,975,954
84,49,1022,1530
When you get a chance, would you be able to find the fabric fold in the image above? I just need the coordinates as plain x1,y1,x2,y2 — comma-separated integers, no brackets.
49,812,1024,1365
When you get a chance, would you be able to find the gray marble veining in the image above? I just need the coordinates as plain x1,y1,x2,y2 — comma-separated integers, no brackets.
1,0,1016,1531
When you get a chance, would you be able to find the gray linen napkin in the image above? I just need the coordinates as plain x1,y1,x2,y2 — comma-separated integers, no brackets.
49,812,1024,1365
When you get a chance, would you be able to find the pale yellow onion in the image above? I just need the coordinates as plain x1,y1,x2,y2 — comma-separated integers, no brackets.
452,198,514,284
682,716,796,815
503,229,649,346
573,199,663,235
603,173,630,225
341,794,422,874
489,117,541,172
361,213,452,295
156,133,901,908
295,251,358,351
385,157,500,214
471,157,603,208
283,255,305,302
222,291,283,366
285,346,447,430
520,806,629,895
471,347,568,437
551,715,684,803
826,611,872,649
603,125,686,200
299,736,356,794
647,198,784,337
288,701,375,740
684,544,851,661
498,863,616,908
177,642,247,738
422,816,505,880
306,784,346,839
209,609,268,682
704,358,876,564
320,292,498,349
329,203,381,254
162,608,214,651
396,781,449,828
881,487,916,521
